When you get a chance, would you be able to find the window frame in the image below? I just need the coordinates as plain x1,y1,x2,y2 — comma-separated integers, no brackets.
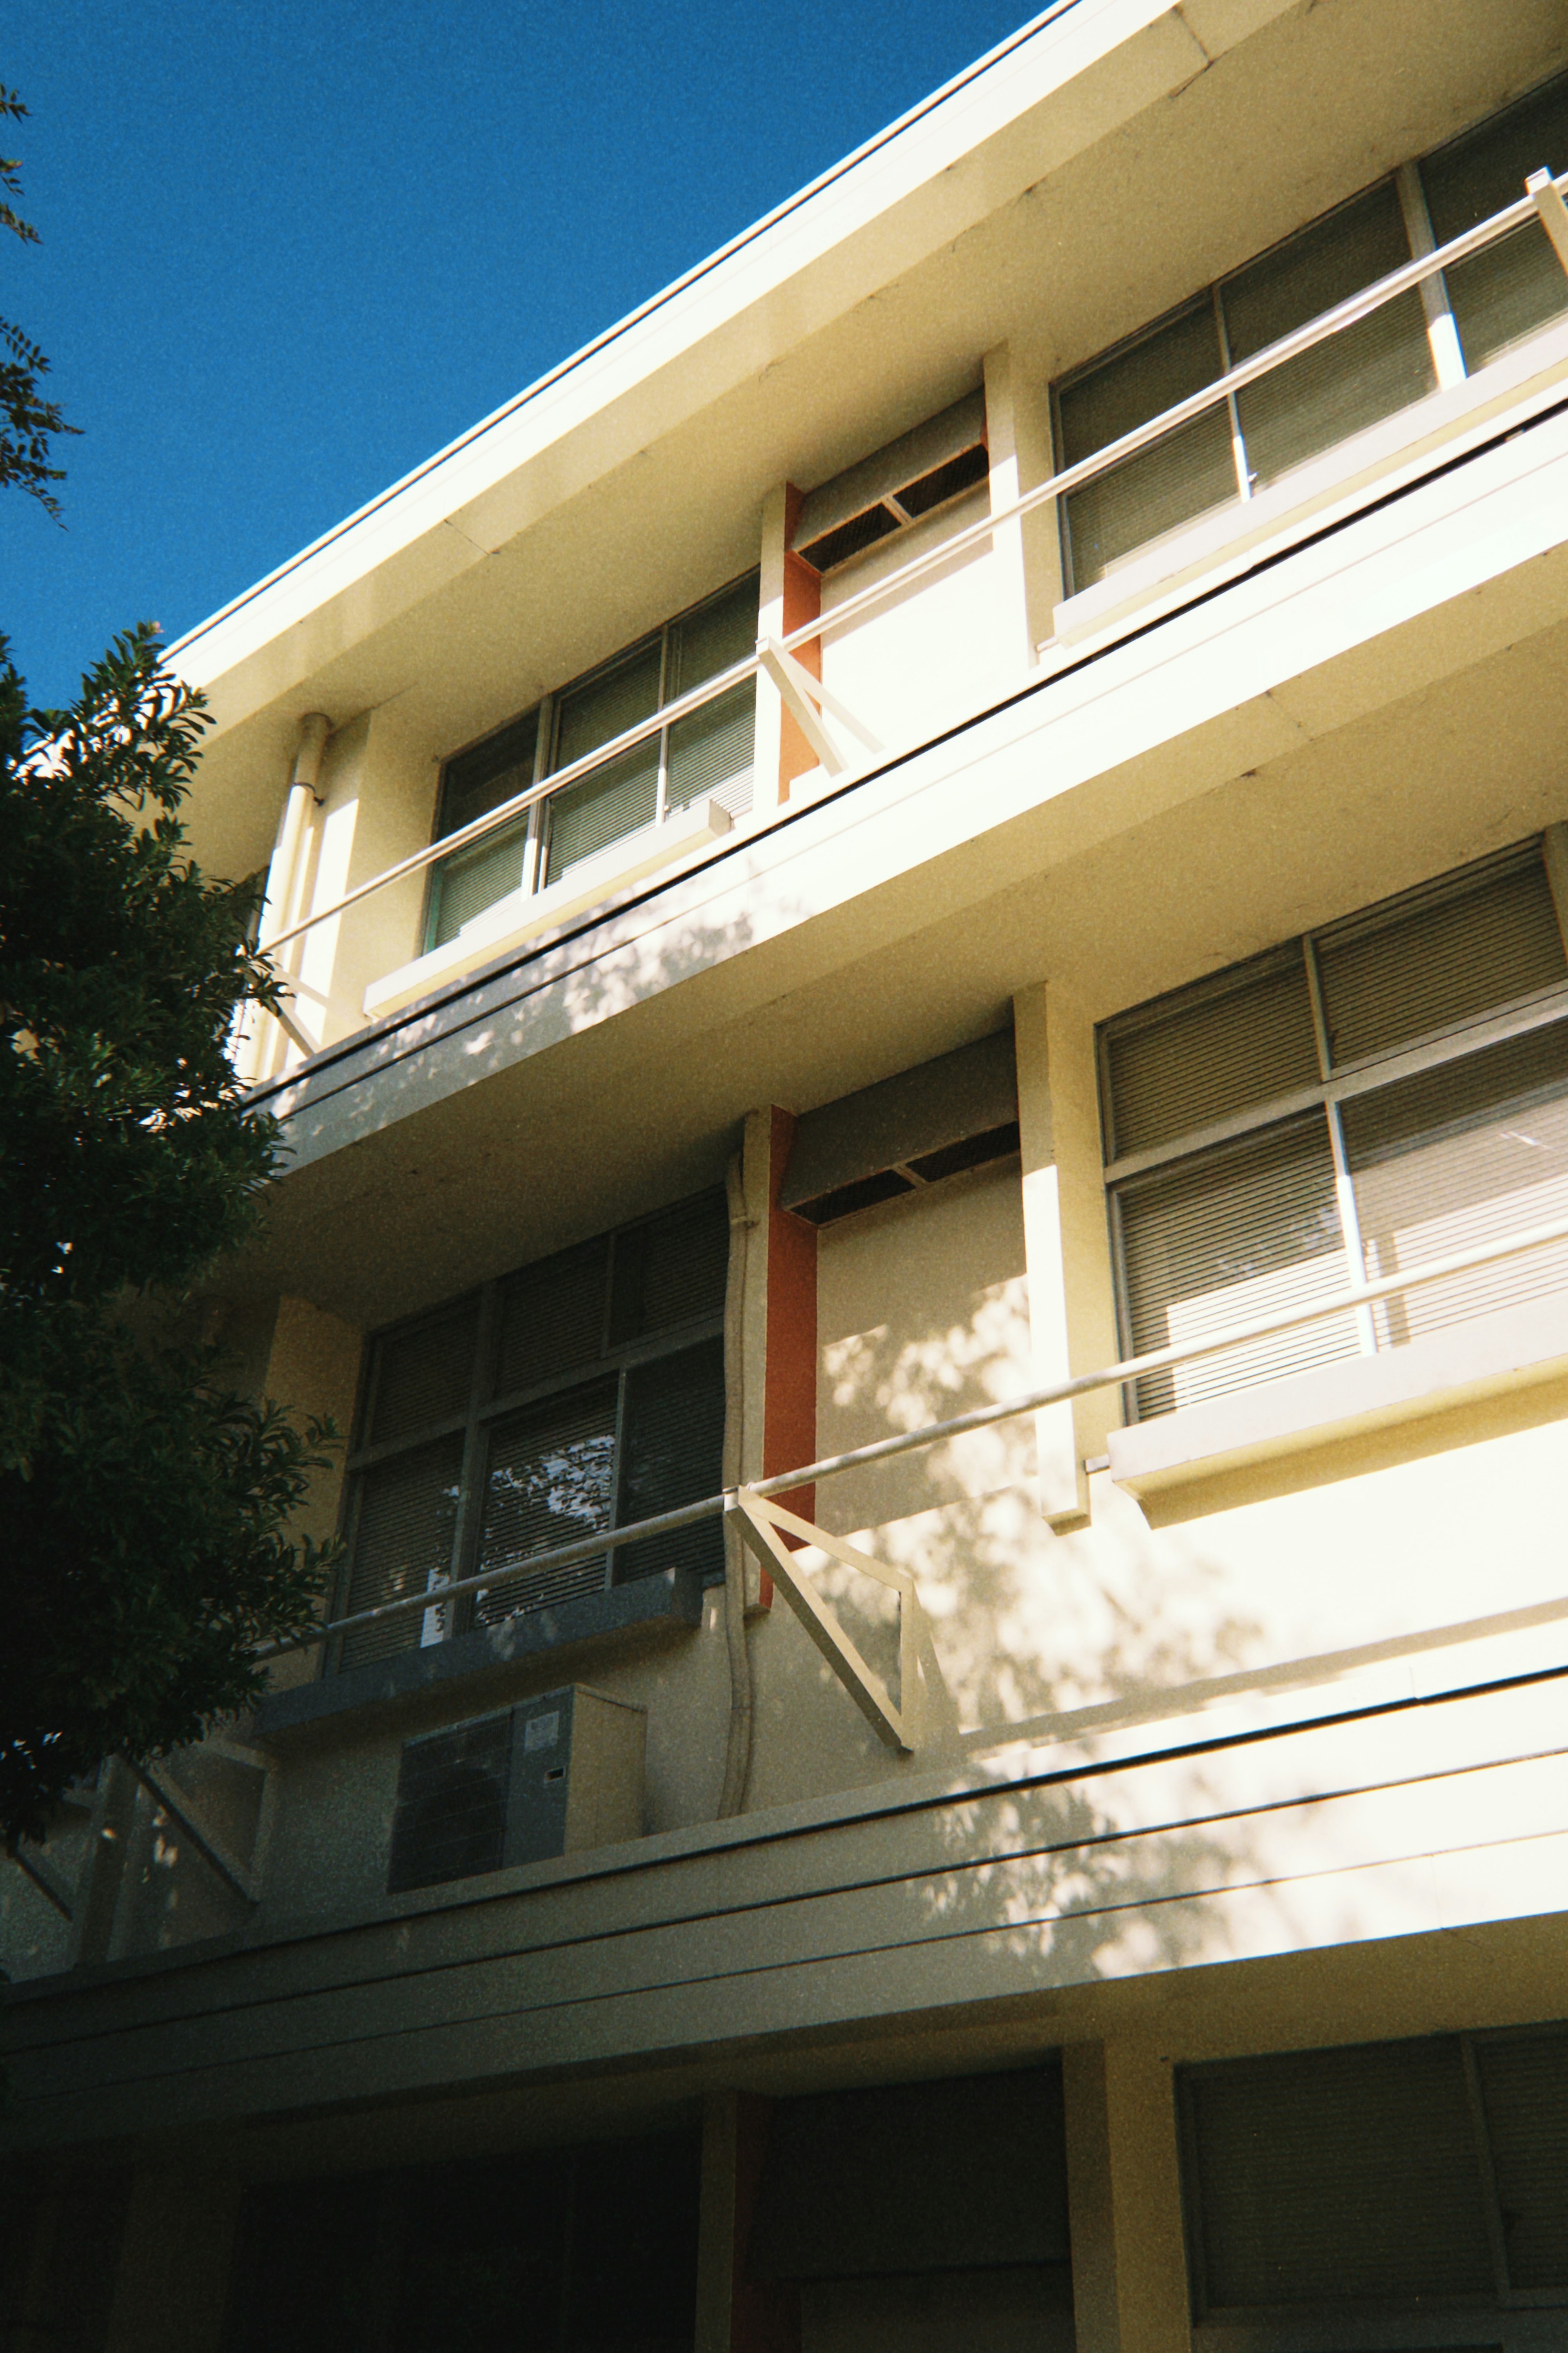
423,569,761,955
328,1193,729,1677
1097,839,1568,1424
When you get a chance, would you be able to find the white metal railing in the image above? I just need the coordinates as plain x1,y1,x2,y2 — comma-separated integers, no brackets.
246,168,1568,1002
265,1206,1568,1664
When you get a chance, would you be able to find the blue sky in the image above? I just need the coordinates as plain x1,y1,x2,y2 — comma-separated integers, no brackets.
3,0,1032,712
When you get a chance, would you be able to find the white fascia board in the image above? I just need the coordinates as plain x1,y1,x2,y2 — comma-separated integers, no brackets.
169,0,1207,706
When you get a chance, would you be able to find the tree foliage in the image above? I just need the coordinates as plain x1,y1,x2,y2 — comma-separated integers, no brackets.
1,83,77,517
0,627,338,1849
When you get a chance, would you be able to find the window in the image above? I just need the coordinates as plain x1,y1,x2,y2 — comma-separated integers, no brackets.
1099,840,1568,1423
1180,2026,1568,2319
425,571,760,952
1054,71,1568,595
334,1192,729,1673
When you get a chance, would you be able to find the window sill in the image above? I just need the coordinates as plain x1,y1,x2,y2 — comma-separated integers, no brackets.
362,798,735,1022
1107,1289,1568,1524
1049,314,1568,651
254,1566,704,1743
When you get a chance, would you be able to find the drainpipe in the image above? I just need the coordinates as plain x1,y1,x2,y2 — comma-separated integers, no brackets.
257,712,331,950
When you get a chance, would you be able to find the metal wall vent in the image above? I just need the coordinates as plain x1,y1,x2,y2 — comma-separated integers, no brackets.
386,1686,645,1894
794,393,989,574
782,1030,1020,1226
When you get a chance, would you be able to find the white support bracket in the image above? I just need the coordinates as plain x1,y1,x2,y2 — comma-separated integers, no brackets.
757,637,884,778
131,1760,261,1906
726,1488,925,1753
11,1842,75,1919
1528,170,1568,277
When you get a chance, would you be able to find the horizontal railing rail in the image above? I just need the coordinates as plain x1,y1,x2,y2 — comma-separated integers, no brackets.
262,1204,1568,1660
249,168,1568,977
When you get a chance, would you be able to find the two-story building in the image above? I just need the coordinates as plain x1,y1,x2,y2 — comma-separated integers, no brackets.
9,2,1568,2347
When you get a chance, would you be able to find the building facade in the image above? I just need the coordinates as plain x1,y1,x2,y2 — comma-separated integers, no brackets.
9,2,1568,2346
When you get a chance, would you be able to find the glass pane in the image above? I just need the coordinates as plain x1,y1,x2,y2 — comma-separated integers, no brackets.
1315,852,1566,1068
474,1379,618,1619
1058,299,1232,591
1343,1020,1568,1348
426,819,530,951
553,638,662,770
615,1338,725,1586
435,709,539,840
1474,2031,1568,2290
1103,949,1319,1160
495,1236,610,1398
610,1191,729,1341
368,1301,479,1447
341,1436,464,1669
1226,181,1433,485
1423,71,1568,372
542,743,661,888
1117,1116,1356,1420
669,573,758,697
1185,2040,1492,2308
665,678,756,821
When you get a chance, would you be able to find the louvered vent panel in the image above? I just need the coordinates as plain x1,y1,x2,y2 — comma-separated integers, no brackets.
367,1301,478,1447
1186,2040,1492,2309
386,1713,510,1894
341,1435,464,1669
1058,299,1234,592
1423,72,1568,372
615,1192,729,1339
1104,951,1319,1160
1475,2032,1568,2289
474,1379,618,1622
1225,182,1433,486
897,441,989,518
1117,1116,1356,1421
495,1237,609,1397
1344,1019,1568,1344
616,1338,726,1586
1316,854,1565,1069
666,680,755,822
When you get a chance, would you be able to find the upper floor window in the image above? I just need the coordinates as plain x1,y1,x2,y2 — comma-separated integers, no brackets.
332,1191,729,1674
425,571,760,953
1054,69,1568,595
1099,839,1568,1423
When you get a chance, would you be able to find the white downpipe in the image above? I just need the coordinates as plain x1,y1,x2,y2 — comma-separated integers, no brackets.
240,714,331,1082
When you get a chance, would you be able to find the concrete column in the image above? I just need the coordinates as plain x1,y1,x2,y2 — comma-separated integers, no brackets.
101,2166,242,2353
1062,2042,1191,2353
1015,985,1086,1527
254,1296,363,1697
695,2091,800,2353
983,341,1064,667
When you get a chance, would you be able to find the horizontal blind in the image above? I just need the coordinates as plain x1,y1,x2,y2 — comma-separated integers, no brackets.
553,640,662,769
436,709,540,840
367,1299,478,1448
615,1338,726,1586
668,574,758,697
341,1434,464,1669
474,1378,618,1621
495,1236,610,1398
1058,299,1235,592
1314,850,1565,1068
386,1713,511,1894
543,743,660,888
1103,949,1319,1160
426,819,531,951
665,679,755,821
1117,1117,1357,1420
1423,71,1568,374
1474,2031,1568,2290
1343,1019,1568,1344
1225,181,1432,487
1185,2039,1493,2309
612,1190,729,1341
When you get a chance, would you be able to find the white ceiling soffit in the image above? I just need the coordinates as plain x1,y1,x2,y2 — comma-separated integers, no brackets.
168,0,1245,700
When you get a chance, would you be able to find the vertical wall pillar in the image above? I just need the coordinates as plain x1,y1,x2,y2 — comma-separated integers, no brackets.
695,2092,801,2353
1062,2042,1192,2353
1014,982,1123,1524
256,1296,363,1691
757,486,824,810
983,341,1065,666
